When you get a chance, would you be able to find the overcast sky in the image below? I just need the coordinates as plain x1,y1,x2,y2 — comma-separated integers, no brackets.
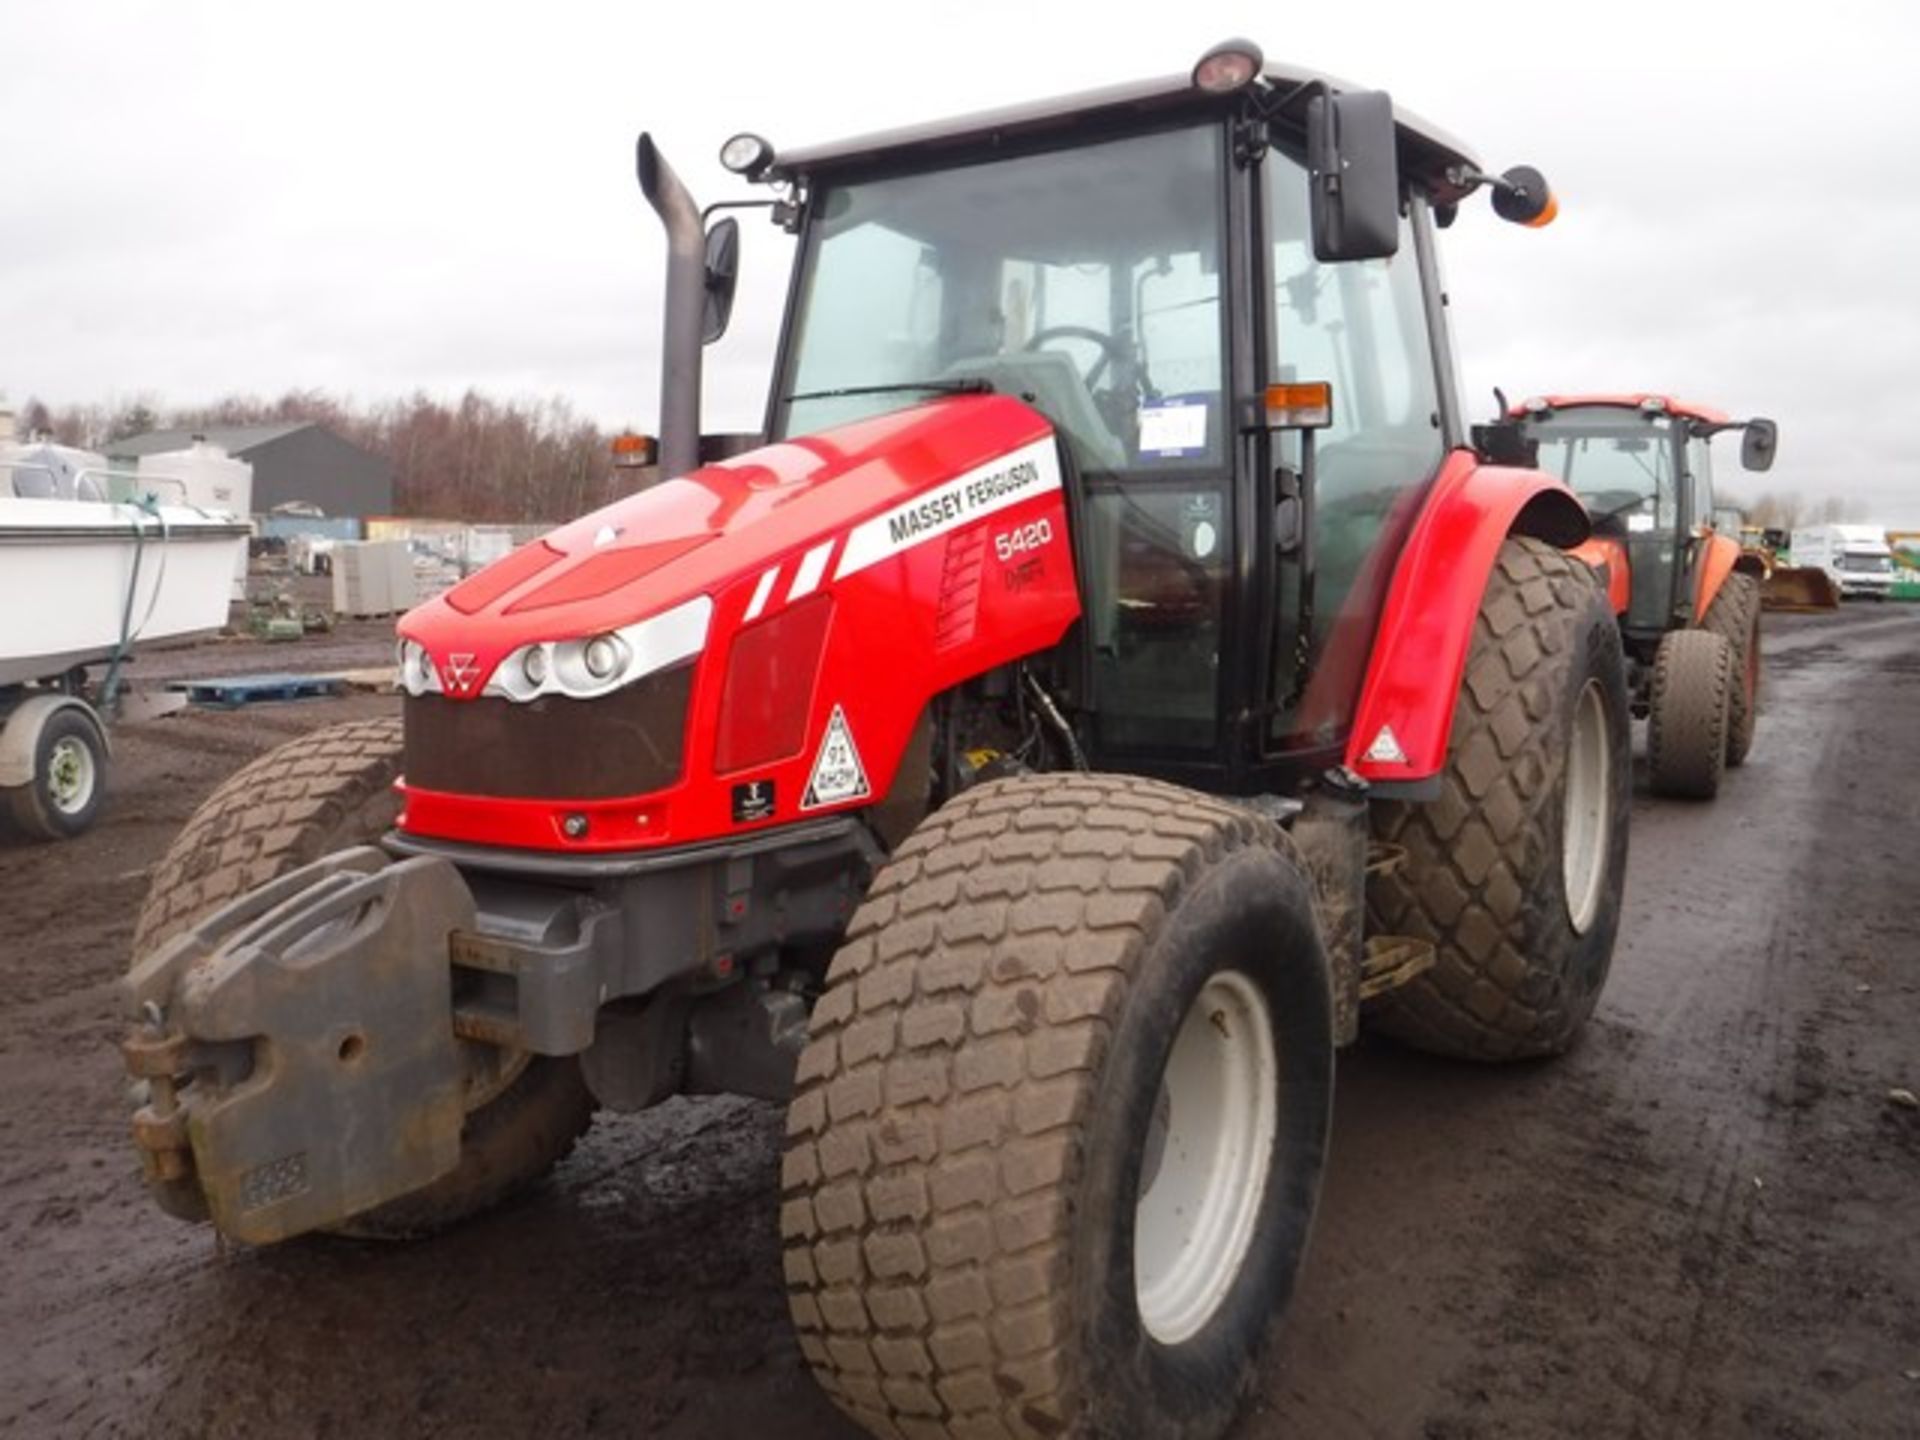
6,1,1917,524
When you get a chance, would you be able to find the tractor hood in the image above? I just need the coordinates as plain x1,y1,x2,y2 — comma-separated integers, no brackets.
398,393,1054,700
393,391,1081,853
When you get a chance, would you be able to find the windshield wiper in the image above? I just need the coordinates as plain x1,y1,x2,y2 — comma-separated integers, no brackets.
784,378,993,402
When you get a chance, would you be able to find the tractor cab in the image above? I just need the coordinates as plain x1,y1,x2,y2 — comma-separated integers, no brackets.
698,43,1563,792
1513,395,1776,641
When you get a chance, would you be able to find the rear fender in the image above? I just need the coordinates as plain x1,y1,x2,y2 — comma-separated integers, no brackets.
1346,450,1589,787
1692,532,1749,618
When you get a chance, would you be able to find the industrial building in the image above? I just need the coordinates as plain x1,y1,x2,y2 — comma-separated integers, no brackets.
108,422,393,518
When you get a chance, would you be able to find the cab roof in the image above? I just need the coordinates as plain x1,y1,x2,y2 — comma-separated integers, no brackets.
769,61,1480,194
1513,393,1734,427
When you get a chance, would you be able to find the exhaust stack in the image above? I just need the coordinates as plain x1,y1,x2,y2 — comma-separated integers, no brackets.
636,133,705,480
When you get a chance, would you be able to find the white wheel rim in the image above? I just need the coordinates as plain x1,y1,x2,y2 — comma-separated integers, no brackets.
1133,969,1278,1345
47,735,97,816
1562,679,1611,935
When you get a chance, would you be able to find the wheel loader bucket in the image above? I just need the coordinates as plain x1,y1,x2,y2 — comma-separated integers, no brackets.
1760,565,1840,612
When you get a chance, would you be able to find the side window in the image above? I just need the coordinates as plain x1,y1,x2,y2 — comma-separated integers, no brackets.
1265,151,1444,744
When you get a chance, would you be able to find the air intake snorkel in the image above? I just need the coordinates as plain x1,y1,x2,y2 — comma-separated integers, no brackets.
636,133,706,481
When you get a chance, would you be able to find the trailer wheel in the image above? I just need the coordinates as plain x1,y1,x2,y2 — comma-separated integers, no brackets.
1366,537,1631,1061
131,716,594,1239
1700,571,1761,765
1647,629,1733,799
3,706,108,840
782,774,1332,1440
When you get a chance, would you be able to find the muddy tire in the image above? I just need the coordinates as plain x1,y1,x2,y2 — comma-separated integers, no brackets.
1366,537,1631,1062
1648,629,1734,800
1700,571,1761,765
782,773,1332,1440
2,706,108,841
132,716,594,1239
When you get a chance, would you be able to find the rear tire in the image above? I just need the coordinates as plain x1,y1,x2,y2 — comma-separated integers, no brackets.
132,716,594,1239
1647,629,1733,799
1700,571,1761,765
782,774,1332,1440
1366,537,1632,1061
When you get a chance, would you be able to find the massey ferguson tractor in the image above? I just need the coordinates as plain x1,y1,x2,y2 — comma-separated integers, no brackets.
122,42,1631,1439
1498,394,1777,799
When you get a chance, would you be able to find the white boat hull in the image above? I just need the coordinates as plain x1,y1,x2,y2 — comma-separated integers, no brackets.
0,498,250,687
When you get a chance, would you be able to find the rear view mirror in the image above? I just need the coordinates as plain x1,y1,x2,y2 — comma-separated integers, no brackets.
1306,90,1400,262
702,217,740,345
1741,417,1778,472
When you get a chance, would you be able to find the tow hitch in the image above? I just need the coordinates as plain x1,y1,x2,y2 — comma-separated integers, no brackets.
122,847,474,1244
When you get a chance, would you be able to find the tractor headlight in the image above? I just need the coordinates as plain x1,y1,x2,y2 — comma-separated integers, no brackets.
484,596,712,703
719,132,775,180
583,634,621,679
397,639,440,696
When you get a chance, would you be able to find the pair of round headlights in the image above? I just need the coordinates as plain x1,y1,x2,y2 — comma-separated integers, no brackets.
520,634,621,688
396,633,629,700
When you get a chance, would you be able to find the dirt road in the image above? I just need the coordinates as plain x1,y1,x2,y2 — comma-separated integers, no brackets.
2,606,1914,1438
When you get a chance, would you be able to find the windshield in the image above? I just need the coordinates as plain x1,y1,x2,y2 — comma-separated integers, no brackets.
775,125,1226,475
1523,408,1678,529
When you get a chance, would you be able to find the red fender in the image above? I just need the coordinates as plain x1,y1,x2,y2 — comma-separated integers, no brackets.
1345,449,1589,786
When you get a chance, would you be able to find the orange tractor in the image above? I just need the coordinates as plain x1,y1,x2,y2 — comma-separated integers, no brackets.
1498,395,1778,797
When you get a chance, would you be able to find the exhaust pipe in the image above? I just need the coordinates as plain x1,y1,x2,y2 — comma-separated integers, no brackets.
636,133,705,480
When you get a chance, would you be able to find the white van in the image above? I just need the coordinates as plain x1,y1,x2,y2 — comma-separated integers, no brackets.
1790,524,1896,600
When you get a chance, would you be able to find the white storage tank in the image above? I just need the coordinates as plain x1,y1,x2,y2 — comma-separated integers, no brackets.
136,439,254,598
136,438,252,516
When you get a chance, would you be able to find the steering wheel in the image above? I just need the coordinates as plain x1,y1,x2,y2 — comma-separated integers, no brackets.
1025,324,1130,390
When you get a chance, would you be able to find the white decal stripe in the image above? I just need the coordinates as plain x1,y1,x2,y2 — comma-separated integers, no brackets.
788,540,834,602
744,565,779,621
833,436,1062,582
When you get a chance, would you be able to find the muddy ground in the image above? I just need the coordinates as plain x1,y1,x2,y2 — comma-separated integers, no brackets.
2,605,1915,1438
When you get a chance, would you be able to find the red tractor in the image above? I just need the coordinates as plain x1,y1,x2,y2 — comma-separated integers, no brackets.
122,42,1629,1440
1499,394,1777,798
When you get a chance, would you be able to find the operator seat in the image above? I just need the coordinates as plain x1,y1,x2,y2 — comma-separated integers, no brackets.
943,351,1129,472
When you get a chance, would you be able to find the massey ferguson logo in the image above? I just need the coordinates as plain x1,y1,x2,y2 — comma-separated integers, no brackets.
441,653,481,694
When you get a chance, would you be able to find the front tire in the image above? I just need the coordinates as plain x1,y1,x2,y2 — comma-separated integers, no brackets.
132,716,595,1238
1367,537,1632,1061
1700,571,1761,765
1647,629,1733,799
782,774,1332,1440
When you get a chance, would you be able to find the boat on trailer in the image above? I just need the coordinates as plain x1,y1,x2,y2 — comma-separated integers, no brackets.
0,439,250,838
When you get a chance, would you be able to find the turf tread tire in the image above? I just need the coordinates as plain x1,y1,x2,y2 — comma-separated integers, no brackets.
131,716,593,1239
1699,571,1761,765
781,773,1326,1440
1365,537,1631,1062
1648,629,1733,799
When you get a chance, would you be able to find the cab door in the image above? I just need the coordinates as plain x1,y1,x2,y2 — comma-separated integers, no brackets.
1258,146,1448,756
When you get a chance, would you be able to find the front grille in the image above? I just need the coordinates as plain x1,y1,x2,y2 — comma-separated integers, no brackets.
404,664,692,800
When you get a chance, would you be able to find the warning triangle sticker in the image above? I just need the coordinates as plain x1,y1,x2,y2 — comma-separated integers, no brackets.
801,704,871,810
1363,724,1407,764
